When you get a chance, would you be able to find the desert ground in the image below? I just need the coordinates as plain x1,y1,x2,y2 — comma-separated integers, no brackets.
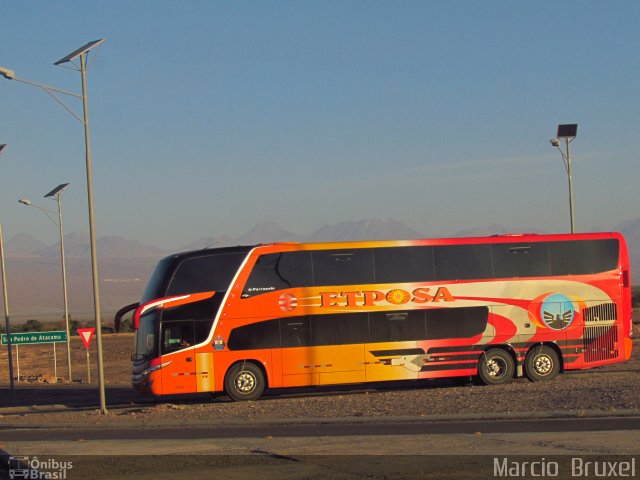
1,323,639,427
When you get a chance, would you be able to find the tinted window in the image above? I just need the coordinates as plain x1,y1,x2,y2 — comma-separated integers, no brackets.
161,294,223,322
141,257,174,304
425,307,488,340
313,249,375,286
168,253,246,295
161,320,194,354
492,243,551,278
550,239,619,275
228,320,280,350
434,244,493,281
374,246,435,283
369,310,426,342
281,316,312,348
243,251,313,297
160,319,211,353
311,313,369,346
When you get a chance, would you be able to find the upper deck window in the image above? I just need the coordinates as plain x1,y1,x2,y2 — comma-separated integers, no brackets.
550,239,619,275
243,251,313,298
168,252,246,295
491,243,551,278
312,249,375,286
434,244,493,281
374,246,435,283
241,238,620,298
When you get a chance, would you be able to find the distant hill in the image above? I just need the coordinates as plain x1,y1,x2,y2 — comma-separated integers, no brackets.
451,224,549,238
236,222,304,245
36,232,91,257
36,233,167,258
308,219,424,242
176,236,235,252
5,233,48,257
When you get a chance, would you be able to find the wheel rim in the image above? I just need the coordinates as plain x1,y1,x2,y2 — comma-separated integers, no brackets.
533,354,553,376
486,356,508,379
234,371,256,393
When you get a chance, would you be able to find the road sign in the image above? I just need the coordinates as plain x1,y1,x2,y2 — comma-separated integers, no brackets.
1,330,67,346
77,327,95,349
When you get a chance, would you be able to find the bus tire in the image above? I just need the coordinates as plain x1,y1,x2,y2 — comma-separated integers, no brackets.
224,362,265,401
525,346,560,382
477,349,515,385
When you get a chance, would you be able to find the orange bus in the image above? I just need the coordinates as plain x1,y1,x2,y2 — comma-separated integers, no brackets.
121,232,632,401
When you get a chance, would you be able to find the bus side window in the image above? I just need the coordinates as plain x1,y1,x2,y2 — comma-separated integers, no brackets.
312,249,375,286
374,246,436,283
370,311,426,342
425,307,488,339
161,321,195,353
243,251,313,298
281,317,311,347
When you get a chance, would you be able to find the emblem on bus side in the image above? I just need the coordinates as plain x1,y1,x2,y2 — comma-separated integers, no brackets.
279,293,298,312
213,336,226,351
540,293,576,330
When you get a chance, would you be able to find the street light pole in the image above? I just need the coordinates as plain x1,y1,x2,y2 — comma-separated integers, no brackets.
76,51,108,412
0,144,15,401
0,40,108,414
20,183,72,383
565,138,575,235
54,189,72,383
550,124,578,234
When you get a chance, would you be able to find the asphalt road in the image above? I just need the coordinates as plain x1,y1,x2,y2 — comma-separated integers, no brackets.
2,416,640,480
3,415,640,441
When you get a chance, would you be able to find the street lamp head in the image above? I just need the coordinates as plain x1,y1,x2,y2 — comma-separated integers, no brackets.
18,198,32,206
550,138,560,147
0,144,7,157
0,66,15,80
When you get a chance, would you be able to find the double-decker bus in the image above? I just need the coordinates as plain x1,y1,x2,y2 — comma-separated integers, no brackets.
120,232,632,401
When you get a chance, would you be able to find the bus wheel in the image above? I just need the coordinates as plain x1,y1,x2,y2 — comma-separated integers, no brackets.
477,349,515,385
525,346,560,382
224,362,265,401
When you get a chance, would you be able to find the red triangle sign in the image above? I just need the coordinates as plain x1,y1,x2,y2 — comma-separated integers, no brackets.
77,328,96,350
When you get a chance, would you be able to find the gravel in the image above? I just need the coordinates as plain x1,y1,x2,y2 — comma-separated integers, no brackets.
1,334,638,428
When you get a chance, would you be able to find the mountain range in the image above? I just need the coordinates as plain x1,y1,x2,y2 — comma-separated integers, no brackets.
3,217,640,324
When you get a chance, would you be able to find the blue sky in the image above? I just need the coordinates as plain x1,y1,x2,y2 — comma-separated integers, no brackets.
1,1,639,249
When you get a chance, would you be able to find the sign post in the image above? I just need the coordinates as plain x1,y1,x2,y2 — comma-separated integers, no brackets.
2,331,67,382
77,328,95,383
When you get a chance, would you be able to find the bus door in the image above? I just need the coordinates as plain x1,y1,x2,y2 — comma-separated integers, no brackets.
159,320,197,394
280,315,366,387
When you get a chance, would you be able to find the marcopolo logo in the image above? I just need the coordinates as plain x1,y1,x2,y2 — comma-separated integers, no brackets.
8,456,73,480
